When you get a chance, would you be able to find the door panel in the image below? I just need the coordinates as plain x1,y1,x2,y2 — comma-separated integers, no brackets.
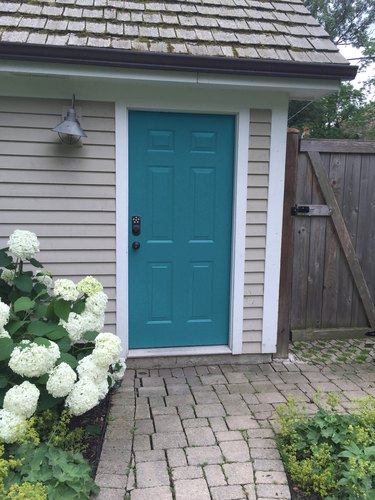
129,111,235,348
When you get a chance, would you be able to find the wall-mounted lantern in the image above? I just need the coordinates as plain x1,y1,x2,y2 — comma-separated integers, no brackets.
52,95,87,145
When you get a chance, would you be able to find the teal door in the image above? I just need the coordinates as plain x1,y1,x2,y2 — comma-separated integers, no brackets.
128,111,235,348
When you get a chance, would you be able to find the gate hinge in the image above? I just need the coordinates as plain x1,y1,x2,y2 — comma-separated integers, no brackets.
291,204,332,217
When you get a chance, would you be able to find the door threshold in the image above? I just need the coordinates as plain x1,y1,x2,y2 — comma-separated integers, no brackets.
128,345,232,358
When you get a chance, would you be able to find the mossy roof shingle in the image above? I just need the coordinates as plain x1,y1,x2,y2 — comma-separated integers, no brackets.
0,0,349,65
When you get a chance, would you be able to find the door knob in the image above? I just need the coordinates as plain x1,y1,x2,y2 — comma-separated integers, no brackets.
132,241,141,250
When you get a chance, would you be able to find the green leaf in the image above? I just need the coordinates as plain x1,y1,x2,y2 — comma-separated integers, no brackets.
27,320,57,336
54,299,71,322
38,392,63,412
85,424,101,436
46,326,69,341
56,336,71,353
34,303,49,318
13,296,35,313
0,249,12,267
72,299,86,314
33,337,52,347
28,257,43,268
0,374,8,388
83,330,99,341
58,352,78,369
7,319,26,335
36,374,49,385
14,273,34,293
0,338,14,361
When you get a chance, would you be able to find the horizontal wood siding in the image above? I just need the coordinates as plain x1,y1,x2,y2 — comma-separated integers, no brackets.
243,109,272,354
0,97,116,332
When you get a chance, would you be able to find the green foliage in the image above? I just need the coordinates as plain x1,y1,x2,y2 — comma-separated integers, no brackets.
5,442,99,499
289,83,375,139
304,0,375,51
276,395,375,499
6,481,48,500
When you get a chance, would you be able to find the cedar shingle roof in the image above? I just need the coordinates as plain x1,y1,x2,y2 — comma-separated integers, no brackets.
0,0,348,65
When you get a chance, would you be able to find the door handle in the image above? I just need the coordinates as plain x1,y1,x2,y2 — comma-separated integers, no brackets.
132,241,141,250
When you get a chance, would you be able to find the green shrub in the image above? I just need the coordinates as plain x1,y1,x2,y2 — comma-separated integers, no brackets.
276,395,375,499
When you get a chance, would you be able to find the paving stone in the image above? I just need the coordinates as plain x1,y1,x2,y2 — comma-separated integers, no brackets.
152,406,178,416
167,384,192,395
256,392,287,404
186,426,216,446
152,432,187,449
136,461,170,488
251,447,280,460
223,462,254,484
178,405,195,419
154,414,183,432
186,445,224,465
247,428,275,438
175,478,210,500
243,483,257,500
95,473,128,489
215,431,244,442
134,419,154,434
226,416,259,430
211,485,246,499
130,486,173,500
138,387,167,397
193,391,221,404
227,383,254,394
255,471,288,484
201,374,227,385
135,450,166,462
225,372,249,384
183,417,209,428
220,440,250,462
141,376,165,387
310,382,342,392
97,488,126,500
195,403,226,417
167,448,187,467
252,382,280,393
172,465,203,480
133,435,151,452
165,395,195,406
242,393,259,405
209,417,228,431
248,438,277,449
253,459,285,472
222,402,252,416
256,483,291,498
204,464,227,486
135,405,150,419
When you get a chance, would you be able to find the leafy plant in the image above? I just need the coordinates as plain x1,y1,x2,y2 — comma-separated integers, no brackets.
4,442,99,499
276,395,375,499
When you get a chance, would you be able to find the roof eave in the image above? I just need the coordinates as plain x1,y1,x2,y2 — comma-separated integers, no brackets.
0,42,358,81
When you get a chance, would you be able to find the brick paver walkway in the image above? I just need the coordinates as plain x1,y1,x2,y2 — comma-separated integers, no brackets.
94,356,375,500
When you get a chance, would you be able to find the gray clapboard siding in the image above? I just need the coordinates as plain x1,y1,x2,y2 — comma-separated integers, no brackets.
242,109,272,354
0,96,116,333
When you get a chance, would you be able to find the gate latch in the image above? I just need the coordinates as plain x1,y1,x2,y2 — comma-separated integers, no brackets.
291,204,309,216
291,204,332,217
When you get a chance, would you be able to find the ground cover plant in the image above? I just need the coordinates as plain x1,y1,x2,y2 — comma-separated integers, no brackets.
0,229,126,498
276,393,375,499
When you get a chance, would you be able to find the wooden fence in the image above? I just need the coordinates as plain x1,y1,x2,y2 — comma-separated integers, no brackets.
277,132,375,356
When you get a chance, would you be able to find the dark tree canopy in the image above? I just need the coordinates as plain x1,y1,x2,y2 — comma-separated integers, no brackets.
304,0,375,49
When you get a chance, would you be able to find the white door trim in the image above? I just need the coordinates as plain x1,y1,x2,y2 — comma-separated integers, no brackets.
116,103,248,357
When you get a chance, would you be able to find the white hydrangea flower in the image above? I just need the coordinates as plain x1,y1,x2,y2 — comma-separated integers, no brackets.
3,381,40,418
9,340,60,378
0,409,27,443
96,377,109,401
77,354,108,383
59,312,85,344
35,273,53,289
53,279,79,301
65,379,101,416
7,229,40,261
46,362,77,398
77,276,103,297
1,269,16,285
0,300,10,329
0,328,10,338
81,311,104,333
92,332,122,368
84,292,108,317
110,357,127,384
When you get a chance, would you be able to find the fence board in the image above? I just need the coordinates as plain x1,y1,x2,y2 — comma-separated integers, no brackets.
287,139,375,339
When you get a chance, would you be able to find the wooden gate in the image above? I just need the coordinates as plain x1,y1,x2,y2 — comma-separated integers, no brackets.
277,131,375,356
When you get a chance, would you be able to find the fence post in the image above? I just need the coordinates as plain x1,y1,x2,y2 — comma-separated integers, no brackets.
276,128,299,358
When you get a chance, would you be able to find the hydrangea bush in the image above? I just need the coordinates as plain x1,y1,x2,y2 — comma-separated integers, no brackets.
0,229,126,444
